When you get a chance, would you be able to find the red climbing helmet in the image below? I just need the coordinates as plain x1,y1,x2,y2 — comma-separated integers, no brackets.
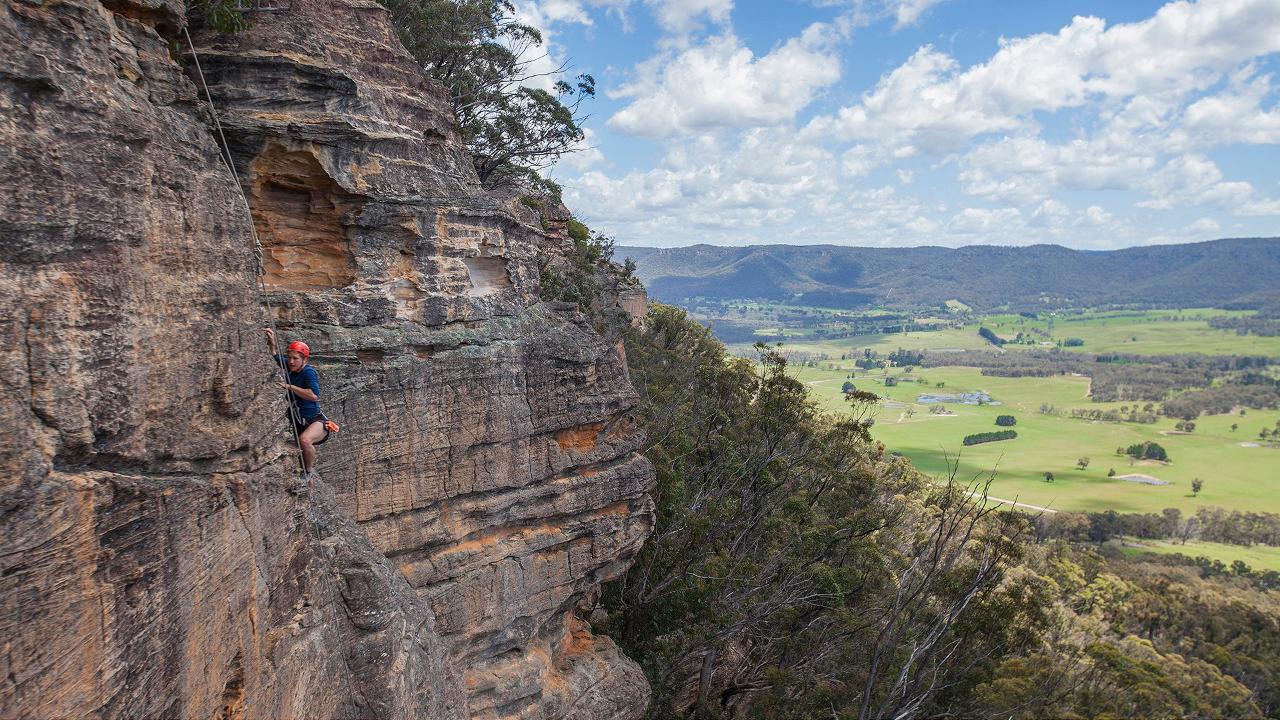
287,340,310,358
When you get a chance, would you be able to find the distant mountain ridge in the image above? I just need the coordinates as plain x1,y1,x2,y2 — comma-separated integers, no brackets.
619,238,1280,310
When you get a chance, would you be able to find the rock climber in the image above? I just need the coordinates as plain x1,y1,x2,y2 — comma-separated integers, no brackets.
264,328,328,487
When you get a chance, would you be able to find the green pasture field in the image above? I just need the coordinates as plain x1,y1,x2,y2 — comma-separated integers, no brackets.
788,363,1280,516
719,306,1280,568
966,308,1280,356
1113,538,1280,573
726,307,1280,358
728,326,992,358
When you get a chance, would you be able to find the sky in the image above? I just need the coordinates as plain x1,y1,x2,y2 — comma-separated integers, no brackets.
508,0,1280,250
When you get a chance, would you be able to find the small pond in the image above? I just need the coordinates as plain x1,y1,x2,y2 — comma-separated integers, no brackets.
916,392,1001,405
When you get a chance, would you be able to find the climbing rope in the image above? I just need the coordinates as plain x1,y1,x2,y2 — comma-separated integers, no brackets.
182,27,312,492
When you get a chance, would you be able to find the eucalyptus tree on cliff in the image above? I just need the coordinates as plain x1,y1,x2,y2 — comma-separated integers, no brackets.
379,0,595,187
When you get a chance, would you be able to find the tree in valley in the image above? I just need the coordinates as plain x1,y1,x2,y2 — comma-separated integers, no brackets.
1177,515,1199,544
1191,477,1203,497
1125,441,1169,462
1077,457,1091,470
1044,472,1055,483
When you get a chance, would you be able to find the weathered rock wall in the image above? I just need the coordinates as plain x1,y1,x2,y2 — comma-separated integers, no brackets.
0,1,653,718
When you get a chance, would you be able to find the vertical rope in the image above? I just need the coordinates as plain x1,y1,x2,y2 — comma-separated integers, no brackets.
182,27,312,494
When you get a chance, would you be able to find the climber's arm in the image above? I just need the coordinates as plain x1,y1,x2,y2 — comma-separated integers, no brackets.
278,366,320,401
280,383,319,402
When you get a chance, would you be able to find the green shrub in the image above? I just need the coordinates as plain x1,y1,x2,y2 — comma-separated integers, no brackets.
189,0,248,33
1125,441,1169,461
963,430,1018,446
537,217,615,314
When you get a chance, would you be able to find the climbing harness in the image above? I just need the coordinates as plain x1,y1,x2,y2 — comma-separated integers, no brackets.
182,27,313,497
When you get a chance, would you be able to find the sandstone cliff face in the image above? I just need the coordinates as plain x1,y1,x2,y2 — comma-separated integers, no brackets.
0,1,653,718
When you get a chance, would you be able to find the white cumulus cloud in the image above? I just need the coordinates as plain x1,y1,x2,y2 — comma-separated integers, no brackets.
947,207,1022,235
1176,68,1280,147
891,0,946,29
645,0,733,34
1186,217,1221,233
1137,154,1255,210
608,22,844,136
807,0,1280,173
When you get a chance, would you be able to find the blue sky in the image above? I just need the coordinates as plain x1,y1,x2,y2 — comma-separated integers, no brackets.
514,0,1280,249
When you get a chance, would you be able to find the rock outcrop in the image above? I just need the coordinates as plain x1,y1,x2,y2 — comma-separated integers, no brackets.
0,1,653,718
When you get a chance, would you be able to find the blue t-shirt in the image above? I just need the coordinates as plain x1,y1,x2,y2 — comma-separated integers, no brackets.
276,355,321,421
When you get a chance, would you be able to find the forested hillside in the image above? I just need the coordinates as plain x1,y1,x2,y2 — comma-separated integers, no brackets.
621,238,1280,310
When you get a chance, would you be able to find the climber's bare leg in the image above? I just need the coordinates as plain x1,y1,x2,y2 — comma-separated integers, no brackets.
299,421,326,473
